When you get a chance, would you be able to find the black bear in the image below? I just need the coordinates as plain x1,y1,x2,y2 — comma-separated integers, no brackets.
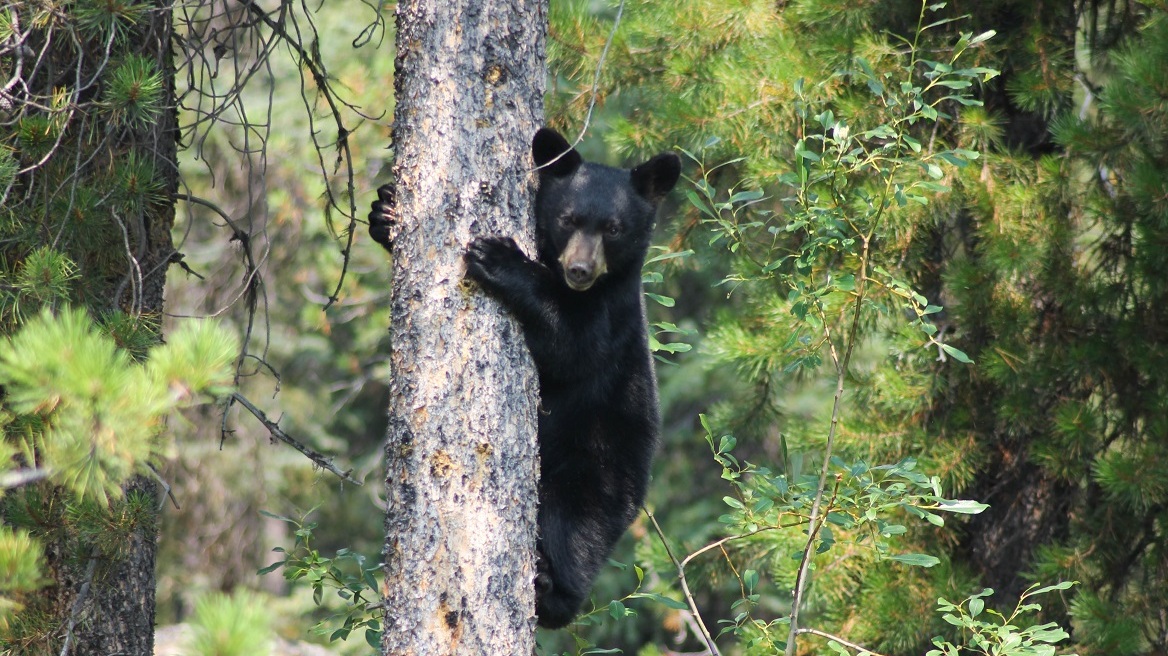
369,128,680,629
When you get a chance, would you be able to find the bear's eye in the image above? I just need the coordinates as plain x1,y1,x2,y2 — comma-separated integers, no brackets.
605,222,620,236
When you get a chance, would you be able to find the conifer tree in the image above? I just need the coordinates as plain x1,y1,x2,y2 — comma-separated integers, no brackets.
0,0,188,651
544,1,1167,653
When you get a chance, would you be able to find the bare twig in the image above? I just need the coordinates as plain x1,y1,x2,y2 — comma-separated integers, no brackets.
235,0,360,309
147,463,181,510
534,0,626,173
227,392,361,486
680,519,807,569
574,0,625,147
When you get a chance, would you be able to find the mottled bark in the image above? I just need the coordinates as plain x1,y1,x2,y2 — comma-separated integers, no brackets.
382,1,546,654
44,478,161,656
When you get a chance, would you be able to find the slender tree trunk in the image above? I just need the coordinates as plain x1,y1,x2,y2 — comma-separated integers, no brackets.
382,1,546,653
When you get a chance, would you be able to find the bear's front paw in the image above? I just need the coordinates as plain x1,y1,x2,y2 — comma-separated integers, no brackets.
368,184,396,253
464,236,525,286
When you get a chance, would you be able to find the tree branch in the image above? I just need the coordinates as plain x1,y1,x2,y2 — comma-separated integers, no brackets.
227,392,361,486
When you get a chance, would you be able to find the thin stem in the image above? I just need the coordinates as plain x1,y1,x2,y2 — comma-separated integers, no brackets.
575,0,625,147
784,234,871,656
681,518,808,569
795,627,889,656
536,0,626,173
645,508,722,656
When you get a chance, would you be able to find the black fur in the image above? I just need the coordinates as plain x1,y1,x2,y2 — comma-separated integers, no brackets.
464,128,680,628
368,184,395,251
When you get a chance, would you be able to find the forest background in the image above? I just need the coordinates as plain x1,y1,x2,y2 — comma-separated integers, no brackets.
2,0,1166,655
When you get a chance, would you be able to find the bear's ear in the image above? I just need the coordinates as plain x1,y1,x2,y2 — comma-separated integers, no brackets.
532,128,583,177
631,152,682,203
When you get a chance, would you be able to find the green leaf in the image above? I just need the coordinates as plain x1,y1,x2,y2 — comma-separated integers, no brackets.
969,596,984,618
258,510,298,523
743,569,759,591
723,496,745,509
941,343,973,363
645,293,675,308
645,249,695,264
685,189,716,218
719,435,737,453
888,553,941,567
1024,580,1077,597
257,560,285,575
795,146,820,162
968,29,996,46
728,189,765,204
826,512,855,528
632,592,689,610
936,499,988,514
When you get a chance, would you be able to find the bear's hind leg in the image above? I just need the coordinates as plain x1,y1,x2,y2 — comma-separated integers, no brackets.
534,542,589,629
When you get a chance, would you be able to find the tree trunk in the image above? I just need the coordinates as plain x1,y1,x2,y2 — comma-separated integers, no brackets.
382,1,546,654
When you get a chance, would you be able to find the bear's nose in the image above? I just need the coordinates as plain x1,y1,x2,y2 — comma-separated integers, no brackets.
566,262,594,285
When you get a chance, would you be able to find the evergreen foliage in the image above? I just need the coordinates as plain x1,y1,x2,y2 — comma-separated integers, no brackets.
0,306,236,639
544,0,1167,654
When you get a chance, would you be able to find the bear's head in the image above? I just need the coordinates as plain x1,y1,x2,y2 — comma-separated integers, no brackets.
531,128,680,292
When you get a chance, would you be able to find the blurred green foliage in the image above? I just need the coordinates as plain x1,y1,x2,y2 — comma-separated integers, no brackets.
186,590,274,656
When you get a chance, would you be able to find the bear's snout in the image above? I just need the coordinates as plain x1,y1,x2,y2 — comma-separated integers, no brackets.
558,231,607,291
